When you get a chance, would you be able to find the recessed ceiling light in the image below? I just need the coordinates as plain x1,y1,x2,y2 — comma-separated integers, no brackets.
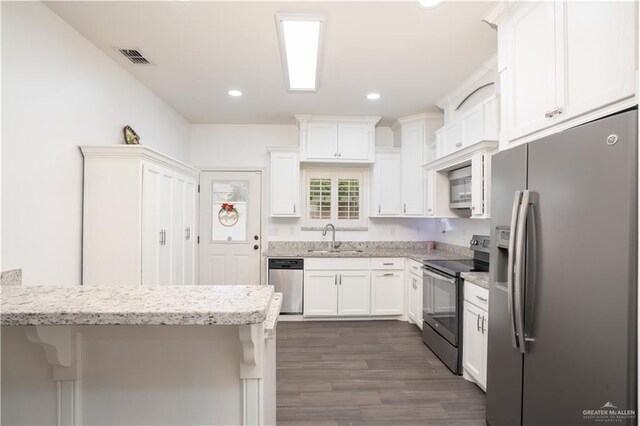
228,90,242,97
275,13,326,92
367,93,381,100
418,0,445,9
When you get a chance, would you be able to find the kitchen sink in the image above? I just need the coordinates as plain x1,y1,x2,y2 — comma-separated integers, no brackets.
306,249,364,254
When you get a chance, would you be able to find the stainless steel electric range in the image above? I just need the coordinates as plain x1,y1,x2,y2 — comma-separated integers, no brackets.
421,235,490,374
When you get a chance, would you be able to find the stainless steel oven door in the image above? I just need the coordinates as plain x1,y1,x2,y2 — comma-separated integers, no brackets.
422,267,459,346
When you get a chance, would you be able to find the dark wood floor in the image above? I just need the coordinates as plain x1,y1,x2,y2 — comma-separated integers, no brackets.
276,320,486,426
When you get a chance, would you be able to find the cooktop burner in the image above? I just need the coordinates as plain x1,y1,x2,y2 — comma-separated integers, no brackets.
423,259,489,277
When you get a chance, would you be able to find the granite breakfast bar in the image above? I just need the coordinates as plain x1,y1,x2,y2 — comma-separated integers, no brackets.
1,285,282,426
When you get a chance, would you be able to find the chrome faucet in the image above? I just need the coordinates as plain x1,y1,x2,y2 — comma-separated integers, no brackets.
322,223,341,251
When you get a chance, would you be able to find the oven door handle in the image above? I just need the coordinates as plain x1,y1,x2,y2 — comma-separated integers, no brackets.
422,269,456,284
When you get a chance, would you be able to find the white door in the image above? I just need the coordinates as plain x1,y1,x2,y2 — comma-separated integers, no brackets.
461,105,485,148
172,177,186,285
463,301,486,385
416,277,423,327
556,1,636,121
142,164,161,286
508,1,557,140
184,180,197,285
442,122,462,156
158,169,174,285
371,271,404,315
337,271,370,316
408,276,418,323
401,121,424,216
199,171,262,285
338,123,369,161
373,152,402,215
270,151,299,216
304,271,338,316
307,122,338,160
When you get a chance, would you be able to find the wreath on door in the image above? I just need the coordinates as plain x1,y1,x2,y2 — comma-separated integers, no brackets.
218,203,239,227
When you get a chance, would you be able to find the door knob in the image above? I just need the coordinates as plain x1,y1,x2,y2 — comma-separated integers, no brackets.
253,245,259,250
254,235,259,240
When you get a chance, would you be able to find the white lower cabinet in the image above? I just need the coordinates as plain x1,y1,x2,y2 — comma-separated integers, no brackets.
462,283,489,391
304,270,370,317
407,260,423,329
371,270,404,315
303,271,339,316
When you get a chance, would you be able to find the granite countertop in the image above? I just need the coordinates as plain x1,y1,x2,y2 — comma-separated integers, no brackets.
461,272,490,289
1,285,274,326
264,293,282,339
263,241,472,263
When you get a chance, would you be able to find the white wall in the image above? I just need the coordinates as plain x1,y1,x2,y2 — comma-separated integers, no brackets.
190,124,436,242
426,218,490,247
1,2,190,285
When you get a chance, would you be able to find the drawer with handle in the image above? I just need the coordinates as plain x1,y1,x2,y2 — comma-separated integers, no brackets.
371,258,405,270
464,280,489,310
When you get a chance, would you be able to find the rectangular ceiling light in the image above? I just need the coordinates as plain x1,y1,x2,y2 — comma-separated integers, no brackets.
275,13,326,92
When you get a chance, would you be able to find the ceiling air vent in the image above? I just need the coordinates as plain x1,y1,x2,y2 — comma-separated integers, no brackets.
115,47,154,65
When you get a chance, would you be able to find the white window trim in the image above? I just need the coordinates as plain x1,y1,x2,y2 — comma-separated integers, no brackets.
302,167,369,230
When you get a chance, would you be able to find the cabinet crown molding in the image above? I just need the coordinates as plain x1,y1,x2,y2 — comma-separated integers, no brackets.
392,112,444,130
80,145,199,178
294,115,381,126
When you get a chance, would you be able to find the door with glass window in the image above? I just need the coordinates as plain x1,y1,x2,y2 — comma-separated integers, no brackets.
199,171,262,285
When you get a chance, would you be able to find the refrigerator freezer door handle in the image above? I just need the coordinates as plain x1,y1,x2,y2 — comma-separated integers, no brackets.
507,191,522,349
514,190,533,354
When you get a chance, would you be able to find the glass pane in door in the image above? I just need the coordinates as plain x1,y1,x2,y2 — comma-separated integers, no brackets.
211,180,249,242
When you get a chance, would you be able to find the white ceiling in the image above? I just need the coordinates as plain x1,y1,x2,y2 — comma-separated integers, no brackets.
46,1,497,126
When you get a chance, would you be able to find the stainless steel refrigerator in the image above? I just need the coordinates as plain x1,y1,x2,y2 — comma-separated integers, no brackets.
486,109,638,425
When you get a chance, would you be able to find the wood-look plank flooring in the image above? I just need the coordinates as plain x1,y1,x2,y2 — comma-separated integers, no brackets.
276,320,486,426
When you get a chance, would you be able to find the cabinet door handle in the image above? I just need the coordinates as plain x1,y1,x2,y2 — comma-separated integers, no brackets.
456,142,462,148
552,107,563,116
476,314,481,332
378,204,381,214
482,315,486,334
403,204,407,214
383,262,394,266
476,295,488,302
334,152,338,157
339,273,342,285
382,273,395,277
338,153,342,157
159,230,164,245
293,203,296,214
185,227,190,240
334,274,337,286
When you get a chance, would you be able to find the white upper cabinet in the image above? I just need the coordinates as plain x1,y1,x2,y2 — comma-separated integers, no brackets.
437,122,462,158
394,113,443,217
494,0,637,144
306,122,338,160
557,1,636,121
268,147,300,217
371,148,402,216
401,120,425,216
296,115,380,163
337,122,370,160
507,1,557,141
460,96,499,148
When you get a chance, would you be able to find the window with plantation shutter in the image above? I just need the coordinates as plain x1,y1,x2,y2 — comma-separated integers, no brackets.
303,168,367,229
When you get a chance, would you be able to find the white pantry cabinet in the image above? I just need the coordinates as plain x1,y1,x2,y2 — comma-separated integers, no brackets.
498,0,637,143
462,282,489,391
296,115,381,163
393,113,444,217
370,148,402,216
81,146,199,286
268,147,300,217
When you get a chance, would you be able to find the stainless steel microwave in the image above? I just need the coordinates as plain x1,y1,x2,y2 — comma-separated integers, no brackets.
449,166,472,209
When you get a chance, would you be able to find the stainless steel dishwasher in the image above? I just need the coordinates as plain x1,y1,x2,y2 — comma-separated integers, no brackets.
268,259,303,314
